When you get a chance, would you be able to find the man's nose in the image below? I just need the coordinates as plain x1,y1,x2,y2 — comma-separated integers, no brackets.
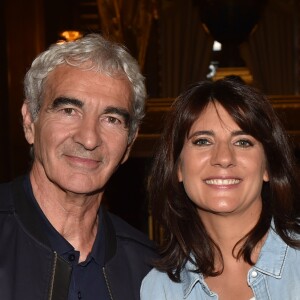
73,117,101,150
210,142,236,168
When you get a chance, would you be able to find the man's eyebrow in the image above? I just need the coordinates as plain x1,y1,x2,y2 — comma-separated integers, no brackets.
104,106,131,125
51,97,84,109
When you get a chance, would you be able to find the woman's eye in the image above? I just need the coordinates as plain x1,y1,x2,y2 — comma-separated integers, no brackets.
193,138,211,146
235,139,253,148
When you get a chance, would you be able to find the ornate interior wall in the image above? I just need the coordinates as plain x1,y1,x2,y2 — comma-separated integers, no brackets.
2,0,300,233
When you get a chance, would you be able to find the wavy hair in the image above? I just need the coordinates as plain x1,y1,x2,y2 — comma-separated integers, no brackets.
24,33,146,141
148,78,300,281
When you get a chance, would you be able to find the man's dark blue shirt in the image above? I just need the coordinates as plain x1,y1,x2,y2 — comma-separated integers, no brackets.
24,175,111,300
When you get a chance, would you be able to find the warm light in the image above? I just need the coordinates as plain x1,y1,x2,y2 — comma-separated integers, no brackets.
59,31,83,42
213,41,222,51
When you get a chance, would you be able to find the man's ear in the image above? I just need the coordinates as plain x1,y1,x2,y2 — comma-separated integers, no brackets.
21,101,35,145
121,130,139,165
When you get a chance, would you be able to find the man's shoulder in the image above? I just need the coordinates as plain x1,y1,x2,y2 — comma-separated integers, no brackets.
106,211,156,249
0,179,12,192
0,179,15,210
0,175,30,211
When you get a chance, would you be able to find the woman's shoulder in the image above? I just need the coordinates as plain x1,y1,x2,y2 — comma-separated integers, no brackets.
141,268,184,299
142,268,174,287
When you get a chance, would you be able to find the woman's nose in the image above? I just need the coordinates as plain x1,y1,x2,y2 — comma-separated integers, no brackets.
210,142,236,168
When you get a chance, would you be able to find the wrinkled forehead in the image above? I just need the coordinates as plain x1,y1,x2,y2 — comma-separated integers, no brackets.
46,62,128,82
40,65,133,114
43,64,132,96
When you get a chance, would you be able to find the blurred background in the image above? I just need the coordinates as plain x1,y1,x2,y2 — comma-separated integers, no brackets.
2,0,300,236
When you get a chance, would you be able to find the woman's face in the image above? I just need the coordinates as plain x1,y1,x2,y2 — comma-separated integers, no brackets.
177,102,269,218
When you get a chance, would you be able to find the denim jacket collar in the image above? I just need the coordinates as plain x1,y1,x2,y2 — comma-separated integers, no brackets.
180,226,288,298
251,226,288,278
181,259,213,298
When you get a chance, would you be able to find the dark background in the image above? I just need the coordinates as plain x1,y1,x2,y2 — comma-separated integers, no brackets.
2,0,300,234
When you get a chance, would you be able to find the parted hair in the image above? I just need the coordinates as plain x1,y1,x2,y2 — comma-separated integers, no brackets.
148,78,300,282
24,33,146,141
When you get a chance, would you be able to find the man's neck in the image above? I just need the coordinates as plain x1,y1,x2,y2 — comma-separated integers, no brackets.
29,170,102,262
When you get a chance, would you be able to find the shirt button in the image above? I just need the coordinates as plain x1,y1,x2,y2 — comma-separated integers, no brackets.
251,270,258,278
68,254,75,262
78,291,82,299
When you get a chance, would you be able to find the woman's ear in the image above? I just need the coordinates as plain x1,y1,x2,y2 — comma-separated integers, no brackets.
263,169,269,182
21,101,35,145
177,160,183,182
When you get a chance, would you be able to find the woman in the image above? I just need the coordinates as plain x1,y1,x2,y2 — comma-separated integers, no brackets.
141,78,300,299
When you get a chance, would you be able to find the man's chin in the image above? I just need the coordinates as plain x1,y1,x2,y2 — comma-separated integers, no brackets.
54,175,106,196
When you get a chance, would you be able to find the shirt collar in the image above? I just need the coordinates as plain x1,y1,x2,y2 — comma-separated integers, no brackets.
181,259,212,298
180,224,289,297
253,225,288,278
42,205,105,266
90,207,105,265
25,174,105,265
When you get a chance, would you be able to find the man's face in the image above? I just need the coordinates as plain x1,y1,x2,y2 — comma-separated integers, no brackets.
22,64,134,195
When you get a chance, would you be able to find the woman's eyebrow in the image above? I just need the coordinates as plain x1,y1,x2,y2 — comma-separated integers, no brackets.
188,130,249,139
188,130,214,139
51,97,84,109
231,130,248,137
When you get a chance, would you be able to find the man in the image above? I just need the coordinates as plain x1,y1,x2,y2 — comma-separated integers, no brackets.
0,34,156,299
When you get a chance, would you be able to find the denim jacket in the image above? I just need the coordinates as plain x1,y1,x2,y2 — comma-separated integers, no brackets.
141,227,300,299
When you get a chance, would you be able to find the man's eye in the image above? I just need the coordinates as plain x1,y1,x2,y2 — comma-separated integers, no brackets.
62,108,76,115
106,116,122,124
235,139,253,148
